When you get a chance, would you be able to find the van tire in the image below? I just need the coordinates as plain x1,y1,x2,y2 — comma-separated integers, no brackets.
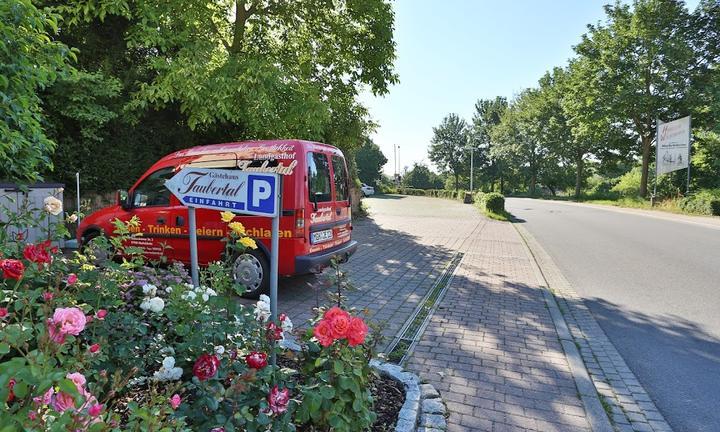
231,249,270,299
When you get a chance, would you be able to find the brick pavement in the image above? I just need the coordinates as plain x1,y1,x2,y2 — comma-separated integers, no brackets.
242,195,603,431
406,216,593,431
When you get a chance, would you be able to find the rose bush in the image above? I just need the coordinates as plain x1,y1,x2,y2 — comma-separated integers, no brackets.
1,201,382,431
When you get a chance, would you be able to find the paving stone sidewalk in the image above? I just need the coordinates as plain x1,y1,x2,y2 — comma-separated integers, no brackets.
406,217,594,432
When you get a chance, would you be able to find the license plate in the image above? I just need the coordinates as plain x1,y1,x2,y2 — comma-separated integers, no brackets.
311,229,333,244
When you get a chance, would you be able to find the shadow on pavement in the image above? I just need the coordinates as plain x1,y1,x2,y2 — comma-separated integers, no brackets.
579,296,720,431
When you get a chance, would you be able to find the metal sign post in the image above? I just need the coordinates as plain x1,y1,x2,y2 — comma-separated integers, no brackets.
687,116,692,195
269,176,282,366
188,206,200,287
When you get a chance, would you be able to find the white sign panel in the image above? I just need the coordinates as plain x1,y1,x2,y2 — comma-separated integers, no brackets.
165,168,279,217
657,116,691,175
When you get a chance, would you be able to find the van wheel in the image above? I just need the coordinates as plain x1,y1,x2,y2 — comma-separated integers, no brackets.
82,231,112,265
231,249,269,299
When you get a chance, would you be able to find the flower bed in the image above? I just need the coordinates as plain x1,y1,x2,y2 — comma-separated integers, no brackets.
0,198,409,431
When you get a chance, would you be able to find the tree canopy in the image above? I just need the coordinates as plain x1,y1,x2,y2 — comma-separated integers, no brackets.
429,113,469,191
355,139,388,187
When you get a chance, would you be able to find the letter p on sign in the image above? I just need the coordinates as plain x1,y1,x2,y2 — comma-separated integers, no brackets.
247,175,277,216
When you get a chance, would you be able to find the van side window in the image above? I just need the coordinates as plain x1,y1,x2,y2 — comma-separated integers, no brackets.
307,153,332,203
332,155,349,201
133,167,174,207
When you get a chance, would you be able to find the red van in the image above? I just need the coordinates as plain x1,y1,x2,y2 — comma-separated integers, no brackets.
78,140,357,298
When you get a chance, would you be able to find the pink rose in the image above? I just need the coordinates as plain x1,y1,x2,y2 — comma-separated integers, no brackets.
48,307,86,344
170,394,181,410
95,309,107,320
66,372,89,396
67,274,78,285
88,403,103,417
50,391,76,412
89,343,101,354
346,316,369,347
0,307,7,318
267,385,290,415
43,292,54,302
28,411,37,421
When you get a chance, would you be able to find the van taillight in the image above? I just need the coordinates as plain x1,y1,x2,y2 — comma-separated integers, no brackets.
295,209,305,237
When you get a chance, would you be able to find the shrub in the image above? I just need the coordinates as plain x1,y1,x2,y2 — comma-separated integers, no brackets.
678,189,720,215
0,197,379,431
397,187,427,196
482,192,505,214
611,167,642,197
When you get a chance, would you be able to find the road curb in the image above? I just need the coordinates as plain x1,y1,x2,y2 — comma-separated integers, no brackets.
513,222,614,432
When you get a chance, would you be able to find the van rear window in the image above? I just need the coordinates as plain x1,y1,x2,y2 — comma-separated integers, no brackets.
332,156,349,201
307,153,332,203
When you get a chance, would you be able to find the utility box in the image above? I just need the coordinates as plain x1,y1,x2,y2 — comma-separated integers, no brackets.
0,183,65,248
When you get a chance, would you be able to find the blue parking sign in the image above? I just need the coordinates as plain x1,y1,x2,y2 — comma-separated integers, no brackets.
247,175,277,216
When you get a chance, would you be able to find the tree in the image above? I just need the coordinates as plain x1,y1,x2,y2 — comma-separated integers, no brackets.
471,97,507,191
0,0,74,181
490,90,554,196
403,163,438,189
573,0,698,197
355,139,387,187
429,114,469,191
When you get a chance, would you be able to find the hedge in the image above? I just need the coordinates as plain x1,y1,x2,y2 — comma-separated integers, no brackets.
473,191,506,214
678,190,720,216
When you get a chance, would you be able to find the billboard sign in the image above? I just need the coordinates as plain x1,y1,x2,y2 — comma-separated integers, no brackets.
657,116,691,175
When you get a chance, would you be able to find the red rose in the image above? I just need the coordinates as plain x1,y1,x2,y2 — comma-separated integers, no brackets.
95,309,107,320
0,308,8,318
0,259,25,280
23,243,52,264
347,317,369,347
42,292,53,302
245,352,268,369
313,320,334,347
7,379,16,403
323,306,346,321
193,353,220,381
327,311,351,340
89,343,101,353
266,322,283,341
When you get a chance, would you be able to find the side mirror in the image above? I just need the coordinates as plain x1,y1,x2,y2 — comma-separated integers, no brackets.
117,189,131,210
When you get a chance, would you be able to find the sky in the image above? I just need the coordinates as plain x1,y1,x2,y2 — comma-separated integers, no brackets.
359,0,701,175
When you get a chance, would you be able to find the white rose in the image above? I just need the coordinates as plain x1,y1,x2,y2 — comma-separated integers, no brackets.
148,297,165,313
281,316,293,333
140,299,151,311
43,196,63,216
142,284,158,296
165,286,173,293
205,288,217,297
214,345,225,355
259,294,270,304
255,303,271,322
182,291,197,301
67,214,78,224
162,356,176,369
202,293,209,302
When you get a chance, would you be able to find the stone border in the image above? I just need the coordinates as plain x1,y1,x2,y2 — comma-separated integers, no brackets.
514,223,673,432
371,360,447,432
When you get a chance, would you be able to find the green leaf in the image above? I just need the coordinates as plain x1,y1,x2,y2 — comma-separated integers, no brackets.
0,343,10,355
320,385,335,399
333,360,344,375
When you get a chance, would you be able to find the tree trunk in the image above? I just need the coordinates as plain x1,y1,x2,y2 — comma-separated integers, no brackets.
575,154,584,201
499,174,504,195
529,174,536,197
454,172,459,192
640,135,652,198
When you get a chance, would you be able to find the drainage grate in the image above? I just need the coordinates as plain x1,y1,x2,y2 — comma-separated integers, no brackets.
385,252,464,365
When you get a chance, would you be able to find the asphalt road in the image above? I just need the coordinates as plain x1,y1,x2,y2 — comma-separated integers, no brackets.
505,198,720,432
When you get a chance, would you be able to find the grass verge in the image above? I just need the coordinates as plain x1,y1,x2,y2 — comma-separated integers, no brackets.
483,209,511,221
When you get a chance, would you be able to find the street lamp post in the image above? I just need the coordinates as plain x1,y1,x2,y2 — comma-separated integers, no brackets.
470,146,474,193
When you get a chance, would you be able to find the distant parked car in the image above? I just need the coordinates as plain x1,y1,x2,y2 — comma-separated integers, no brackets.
361,183,375,197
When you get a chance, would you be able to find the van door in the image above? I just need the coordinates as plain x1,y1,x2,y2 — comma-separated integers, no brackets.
126,167,177,262
330,155,352,246
306,152,335,252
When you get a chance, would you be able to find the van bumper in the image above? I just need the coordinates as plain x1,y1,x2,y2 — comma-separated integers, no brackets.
295,240,358,274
